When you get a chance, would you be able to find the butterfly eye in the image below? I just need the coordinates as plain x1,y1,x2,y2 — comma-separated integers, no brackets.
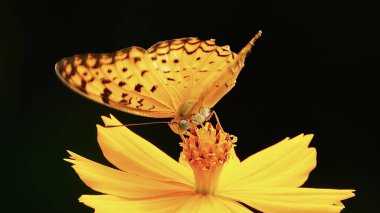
179,120,189,131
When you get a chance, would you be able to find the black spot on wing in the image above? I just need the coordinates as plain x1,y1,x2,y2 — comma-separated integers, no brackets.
141,70,148,77
136,98,144,109
101,88,112,104
80,79,87,93
126,97,132,105
134,84,143,92
150,85,157,92
101,79,112,84
118,81,126,87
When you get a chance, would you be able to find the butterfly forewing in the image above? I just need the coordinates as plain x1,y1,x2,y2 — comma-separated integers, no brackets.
55,47,176,118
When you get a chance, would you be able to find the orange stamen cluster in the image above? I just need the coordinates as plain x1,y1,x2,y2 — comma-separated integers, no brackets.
181,123,237,170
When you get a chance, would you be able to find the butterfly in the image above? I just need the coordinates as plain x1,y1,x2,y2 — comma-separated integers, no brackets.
55,31,262,134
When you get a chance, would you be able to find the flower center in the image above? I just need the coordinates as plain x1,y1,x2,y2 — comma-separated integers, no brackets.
180,123,237,195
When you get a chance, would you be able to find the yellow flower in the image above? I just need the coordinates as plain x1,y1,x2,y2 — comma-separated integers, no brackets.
66,115,355,212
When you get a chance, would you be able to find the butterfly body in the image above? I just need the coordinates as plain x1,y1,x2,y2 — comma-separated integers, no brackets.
170,99,212,133
55,31,262,133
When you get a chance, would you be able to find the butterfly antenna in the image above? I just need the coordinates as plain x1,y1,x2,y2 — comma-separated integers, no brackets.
238,30,262,56
106,121,170,128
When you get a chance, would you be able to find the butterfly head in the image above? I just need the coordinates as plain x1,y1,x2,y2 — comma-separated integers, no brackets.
169,119,190,134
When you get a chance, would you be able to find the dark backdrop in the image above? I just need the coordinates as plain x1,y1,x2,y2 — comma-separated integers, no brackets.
1,0,378,212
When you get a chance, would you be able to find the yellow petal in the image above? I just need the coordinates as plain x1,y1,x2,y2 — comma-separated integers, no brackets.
66,151,192,199
177,194,252,213
178,152,192,172
96,115,193,186
220,186,355,213
219,134,316,190
218,148,242,187
79,192,195,213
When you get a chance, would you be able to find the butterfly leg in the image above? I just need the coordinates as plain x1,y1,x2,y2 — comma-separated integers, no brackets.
205,110,224,132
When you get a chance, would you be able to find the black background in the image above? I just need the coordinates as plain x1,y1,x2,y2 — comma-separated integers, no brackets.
1,0,378,212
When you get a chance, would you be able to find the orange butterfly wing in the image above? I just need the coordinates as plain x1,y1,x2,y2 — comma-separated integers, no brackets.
145,37,237,114
55,32,262,120
202,31,263,108
55,47,177,118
